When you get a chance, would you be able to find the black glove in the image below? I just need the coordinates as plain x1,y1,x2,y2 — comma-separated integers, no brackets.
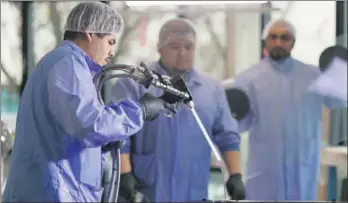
118,172,151,202
138,92,174,121
119,172,137,202
226,173,246,200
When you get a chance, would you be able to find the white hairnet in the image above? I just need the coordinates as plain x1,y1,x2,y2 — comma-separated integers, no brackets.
262,19,296,40
64,2,124,35
157,18,196,48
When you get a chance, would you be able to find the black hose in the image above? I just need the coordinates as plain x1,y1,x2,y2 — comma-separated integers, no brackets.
103,148,121,202
94,69,141,203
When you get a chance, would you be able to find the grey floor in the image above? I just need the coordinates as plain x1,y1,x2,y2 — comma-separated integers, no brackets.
1,167,226,200
208,171,226,200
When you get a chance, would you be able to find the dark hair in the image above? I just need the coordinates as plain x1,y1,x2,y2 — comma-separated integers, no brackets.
63,30,108,40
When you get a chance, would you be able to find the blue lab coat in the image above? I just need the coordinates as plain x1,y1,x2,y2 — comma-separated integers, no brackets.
3,40,144,202
112,62,241,202
231,57,346,200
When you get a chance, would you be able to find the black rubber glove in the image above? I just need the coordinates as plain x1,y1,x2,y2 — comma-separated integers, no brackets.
118,172,151,202
138,92,174,121
119,172,137,201
226,173,246,200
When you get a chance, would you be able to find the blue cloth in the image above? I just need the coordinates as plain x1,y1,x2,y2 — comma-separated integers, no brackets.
231,57,346,200
3,40,144,202
112,62,240,202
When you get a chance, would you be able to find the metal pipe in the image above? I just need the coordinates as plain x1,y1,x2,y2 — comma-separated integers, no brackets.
125,6,280,16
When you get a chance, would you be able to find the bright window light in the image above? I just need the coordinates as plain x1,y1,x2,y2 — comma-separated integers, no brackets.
125,1,268,7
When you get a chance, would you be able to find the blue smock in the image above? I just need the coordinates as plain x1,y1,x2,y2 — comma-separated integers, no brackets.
112,62,241,202
3,40,144,202
231,57,346,200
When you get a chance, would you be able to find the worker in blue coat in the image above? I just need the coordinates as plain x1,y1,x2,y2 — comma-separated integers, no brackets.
112,18,246,202
3,2,174,202
229,19,347,200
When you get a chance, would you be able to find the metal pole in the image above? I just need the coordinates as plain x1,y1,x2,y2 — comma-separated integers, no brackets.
20,2,35,96
224,11,236,78
260,2,271,59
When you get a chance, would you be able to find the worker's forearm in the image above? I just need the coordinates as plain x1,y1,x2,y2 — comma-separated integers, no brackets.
223,150,242,175
47,58,144,148
120,153,132,173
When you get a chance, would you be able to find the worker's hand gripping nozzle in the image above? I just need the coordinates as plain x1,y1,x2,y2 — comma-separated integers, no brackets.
137,62,194,115
159,74,193,105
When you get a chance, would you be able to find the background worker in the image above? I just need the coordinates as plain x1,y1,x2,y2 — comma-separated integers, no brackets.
112,18,246,202
229,19,347,200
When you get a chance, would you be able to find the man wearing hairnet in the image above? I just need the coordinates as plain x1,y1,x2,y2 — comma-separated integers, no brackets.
3,2,174,202
112,18,246,202
228,19,347,200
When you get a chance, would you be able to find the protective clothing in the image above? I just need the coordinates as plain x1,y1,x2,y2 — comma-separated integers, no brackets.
230,57,347,200
3,40,144,202
308,57,347,103
112,62,241,202
226,173,246,200
64,1,124,34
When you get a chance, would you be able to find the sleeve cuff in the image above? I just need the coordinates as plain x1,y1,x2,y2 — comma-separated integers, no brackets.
121,146,131,153
218,142,240,152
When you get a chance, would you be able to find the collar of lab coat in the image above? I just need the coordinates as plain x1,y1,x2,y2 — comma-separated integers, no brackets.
265,56,294,72
58,40,103,76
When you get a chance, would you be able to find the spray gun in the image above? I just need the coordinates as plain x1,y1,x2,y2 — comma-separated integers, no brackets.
94,63,229,202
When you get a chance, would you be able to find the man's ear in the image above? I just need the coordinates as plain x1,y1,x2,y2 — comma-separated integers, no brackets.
290,39,296,50
157,45,162,55
85,33,92,42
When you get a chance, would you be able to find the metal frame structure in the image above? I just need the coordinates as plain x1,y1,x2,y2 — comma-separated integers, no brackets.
124,2,279,16
260,2,271,59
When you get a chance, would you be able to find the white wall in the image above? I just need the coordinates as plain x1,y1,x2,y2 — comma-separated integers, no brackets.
233,12,261,74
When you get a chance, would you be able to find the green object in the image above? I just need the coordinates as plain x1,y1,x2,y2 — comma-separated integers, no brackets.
1,88,19,113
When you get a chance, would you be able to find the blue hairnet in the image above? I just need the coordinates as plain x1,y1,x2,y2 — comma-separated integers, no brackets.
64,1,124,35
